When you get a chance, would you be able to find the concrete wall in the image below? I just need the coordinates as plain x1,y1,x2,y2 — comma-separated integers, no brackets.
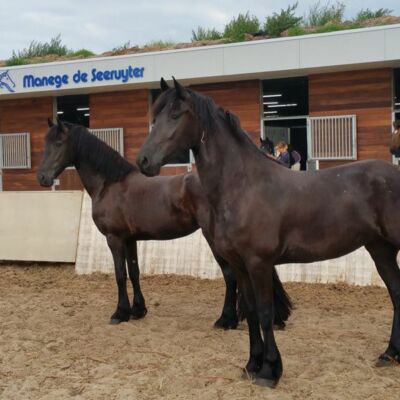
0,191,82,262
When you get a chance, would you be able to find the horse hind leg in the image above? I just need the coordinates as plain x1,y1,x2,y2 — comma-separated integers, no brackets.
213,254,239,330
365,240,400,366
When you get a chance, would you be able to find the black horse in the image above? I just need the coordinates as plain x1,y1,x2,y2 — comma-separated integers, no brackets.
137,78,400,387
37,118,291,329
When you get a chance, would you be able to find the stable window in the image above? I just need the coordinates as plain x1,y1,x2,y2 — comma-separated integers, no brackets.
0,132,31,169
150,89,191,165
57,95,89,127
308,115,357,160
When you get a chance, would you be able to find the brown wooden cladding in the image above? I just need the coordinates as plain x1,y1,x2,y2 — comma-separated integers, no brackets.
192,80,261,142
309,68,393,168
90,90,149,162
57,89,150,190
61,80,261,187
0,97,53,191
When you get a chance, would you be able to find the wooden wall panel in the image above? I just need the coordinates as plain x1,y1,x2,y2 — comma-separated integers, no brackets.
309,69,393,168
0,97,53,191
58,90,150,190
192,80,261,143
90,90,149,163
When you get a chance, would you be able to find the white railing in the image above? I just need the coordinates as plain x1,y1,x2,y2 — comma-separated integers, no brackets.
308,115,357,160
0,132,31,169
89,128,124,156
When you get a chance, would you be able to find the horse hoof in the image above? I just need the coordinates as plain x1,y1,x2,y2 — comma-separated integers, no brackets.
110,309,130,324
131,306,148,320
214,316,238,330
375,353,400,367
254,377,278,388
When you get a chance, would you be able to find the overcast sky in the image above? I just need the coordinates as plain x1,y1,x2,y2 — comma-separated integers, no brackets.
1,0,400,60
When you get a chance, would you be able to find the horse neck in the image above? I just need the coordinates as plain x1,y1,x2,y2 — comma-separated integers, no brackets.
74,160,107,198
193,119,272,208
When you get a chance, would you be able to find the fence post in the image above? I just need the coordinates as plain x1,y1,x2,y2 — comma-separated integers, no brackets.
0,137,3,190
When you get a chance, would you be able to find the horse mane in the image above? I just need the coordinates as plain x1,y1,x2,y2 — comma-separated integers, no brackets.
60,123,136,181
153,88,282,165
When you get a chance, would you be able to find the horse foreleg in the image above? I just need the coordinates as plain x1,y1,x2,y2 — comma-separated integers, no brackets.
365,240,400,366
107,235,131,324
125,238,147,319
247,259,282,388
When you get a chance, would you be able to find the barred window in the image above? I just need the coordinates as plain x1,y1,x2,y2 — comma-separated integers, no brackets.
0,132,31,169
308,115,357,160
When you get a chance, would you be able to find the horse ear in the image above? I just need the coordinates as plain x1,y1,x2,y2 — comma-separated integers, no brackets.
160,77,169,92
47,118,54,128
56,116,68,137
172,76,188,100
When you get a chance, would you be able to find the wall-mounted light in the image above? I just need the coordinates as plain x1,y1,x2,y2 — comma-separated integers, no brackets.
77,107,90,111
268,103,298,108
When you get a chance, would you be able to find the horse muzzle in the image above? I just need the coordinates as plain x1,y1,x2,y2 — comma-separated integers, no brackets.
37,171,54,187
136,154,161,177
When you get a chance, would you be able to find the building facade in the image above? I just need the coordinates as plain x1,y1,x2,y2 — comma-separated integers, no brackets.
0,24,400,191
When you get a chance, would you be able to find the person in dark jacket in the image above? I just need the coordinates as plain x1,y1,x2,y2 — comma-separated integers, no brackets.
275,141,291,168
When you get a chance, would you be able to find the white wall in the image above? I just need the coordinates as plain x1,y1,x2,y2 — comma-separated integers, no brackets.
0,191,82,262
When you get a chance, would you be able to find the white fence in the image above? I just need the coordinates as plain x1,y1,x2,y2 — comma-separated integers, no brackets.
89,128,124,156
0,132,31,168
308,115,357,160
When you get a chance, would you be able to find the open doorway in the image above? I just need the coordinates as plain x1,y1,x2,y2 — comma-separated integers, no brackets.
264,118,308,170
261,76,309,170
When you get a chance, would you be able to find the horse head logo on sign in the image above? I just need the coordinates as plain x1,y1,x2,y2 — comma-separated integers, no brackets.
0,70,16,93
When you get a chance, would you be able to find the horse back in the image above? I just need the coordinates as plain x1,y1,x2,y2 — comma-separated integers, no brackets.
91,171,200,240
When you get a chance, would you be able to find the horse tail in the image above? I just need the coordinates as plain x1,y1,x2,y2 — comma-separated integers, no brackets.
272,266,293,328
237,266,293,328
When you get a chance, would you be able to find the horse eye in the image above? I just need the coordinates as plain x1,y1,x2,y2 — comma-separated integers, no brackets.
171,114,179,120
55,141,63,148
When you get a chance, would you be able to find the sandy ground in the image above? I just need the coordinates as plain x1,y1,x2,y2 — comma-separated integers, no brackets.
0,265,399,400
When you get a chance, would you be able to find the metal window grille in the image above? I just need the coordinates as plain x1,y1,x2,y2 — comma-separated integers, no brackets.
0,133,31,169
89,128,124,156
308,115,357,160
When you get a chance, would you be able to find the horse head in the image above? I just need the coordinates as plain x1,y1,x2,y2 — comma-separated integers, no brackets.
390,120,400,157
137,77,200,176
0,70,16,93
37,117,75,186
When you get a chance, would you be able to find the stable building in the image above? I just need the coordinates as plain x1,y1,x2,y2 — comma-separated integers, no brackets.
1,23,400,191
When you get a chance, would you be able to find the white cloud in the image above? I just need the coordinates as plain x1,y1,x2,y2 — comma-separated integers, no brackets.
1,0,399,59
